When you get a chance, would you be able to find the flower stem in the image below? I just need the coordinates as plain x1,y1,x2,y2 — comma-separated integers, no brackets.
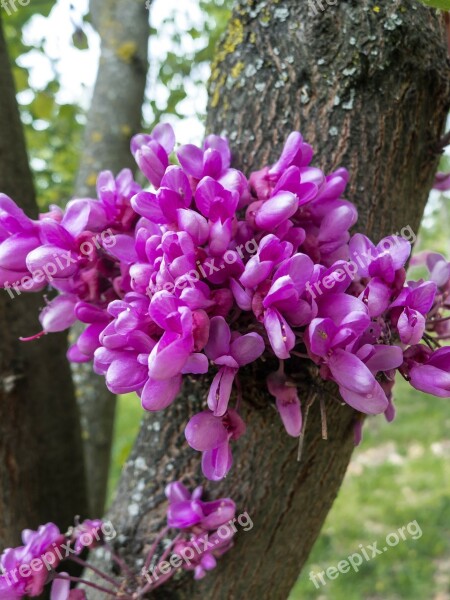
68,555,122,588
104,542,134,580
138,561,178,596
320,396,328,440
297,393,317,462
143,526,169,571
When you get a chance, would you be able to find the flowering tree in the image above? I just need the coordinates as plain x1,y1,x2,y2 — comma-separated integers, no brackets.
1,2,450,600
95,5,450,598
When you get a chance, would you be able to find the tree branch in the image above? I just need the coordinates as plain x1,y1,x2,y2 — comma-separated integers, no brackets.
0,13,88,548
72,0,150,517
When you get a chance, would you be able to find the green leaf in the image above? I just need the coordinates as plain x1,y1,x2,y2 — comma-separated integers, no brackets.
31,92,54,120
418,0,450,9
12,67,28,92
29,0,55,17
188,27,202,39
72,28,89,51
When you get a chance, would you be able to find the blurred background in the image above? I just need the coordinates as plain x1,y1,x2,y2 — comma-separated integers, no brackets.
4,1,450,598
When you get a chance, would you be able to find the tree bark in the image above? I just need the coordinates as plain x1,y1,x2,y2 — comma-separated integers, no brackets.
72,0,150,517
0,15,88,548
88,2,450,598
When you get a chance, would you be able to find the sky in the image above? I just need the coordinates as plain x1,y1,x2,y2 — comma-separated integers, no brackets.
18,0,206,143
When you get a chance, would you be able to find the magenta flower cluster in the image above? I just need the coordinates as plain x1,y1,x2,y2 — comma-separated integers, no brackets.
1,125,449,481
164,481,236,580
0,481,236,598
0,519,104,599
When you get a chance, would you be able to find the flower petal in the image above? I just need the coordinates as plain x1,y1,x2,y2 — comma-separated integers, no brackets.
51,575,70,600
39,295,77,332
255,192,298,230
230,332,265,366
264,308,295,359
177,144,204,179
398,308,425,345
185,411,228,451
339,383,388,415
364,345,403,374
140,375,182,410
276,392,302,437
207,367,237,416
0,234,39,271
201,444,232,481
165,481,190,503
152,123,176,154
410,365,450,398
106,355,149,393
328,349,376,394
204,316,231,360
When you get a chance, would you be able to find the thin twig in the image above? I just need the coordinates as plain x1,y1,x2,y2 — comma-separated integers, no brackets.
291,351,312,360
104,542,134,580
68,555,122,588
138,567,178,597
427,315,450,324
158,533,181,565
150,568,178,591
143,526,169,571
320,396,328,440
297,393,317,462
138,535,182,597
424,333,441,348
54,574,120,598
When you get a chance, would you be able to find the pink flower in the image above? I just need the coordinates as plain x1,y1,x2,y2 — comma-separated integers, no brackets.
185,409,246,480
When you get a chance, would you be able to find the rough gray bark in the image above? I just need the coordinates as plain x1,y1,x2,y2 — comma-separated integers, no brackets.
72,0,150,517
0,15,88,548
88,1,450,598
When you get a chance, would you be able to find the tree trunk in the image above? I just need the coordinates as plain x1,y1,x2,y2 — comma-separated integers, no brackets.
89,2,450,598
72,0,150,517
0,15,88,548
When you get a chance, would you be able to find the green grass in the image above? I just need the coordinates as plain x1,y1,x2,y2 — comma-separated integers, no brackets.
107,393,142,505
289,378,450,600
108,381,450,599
